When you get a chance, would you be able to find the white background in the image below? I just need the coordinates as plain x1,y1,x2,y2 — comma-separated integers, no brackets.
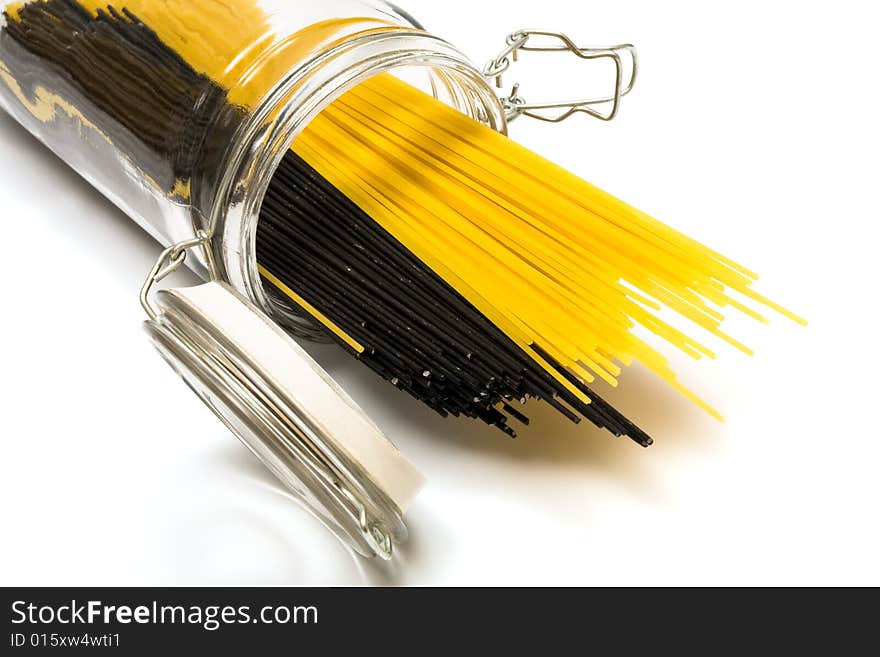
0,0,877,586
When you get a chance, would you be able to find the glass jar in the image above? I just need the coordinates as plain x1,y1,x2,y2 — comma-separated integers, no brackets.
0,0,507,559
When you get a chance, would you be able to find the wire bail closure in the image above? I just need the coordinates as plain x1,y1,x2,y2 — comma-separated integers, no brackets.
140,231,213,321
484,29,638,123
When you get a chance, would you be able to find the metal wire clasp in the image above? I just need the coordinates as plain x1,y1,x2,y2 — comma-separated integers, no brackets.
483,29,638,123
140,231,212,321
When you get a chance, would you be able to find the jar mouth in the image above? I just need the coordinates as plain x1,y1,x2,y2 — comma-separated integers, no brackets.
210,27,506,340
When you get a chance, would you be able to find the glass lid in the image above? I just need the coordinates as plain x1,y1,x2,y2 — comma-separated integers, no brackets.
143,281,425,559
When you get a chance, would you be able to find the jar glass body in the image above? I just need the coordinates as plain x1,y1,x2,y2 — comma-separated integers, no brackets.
0,0,505,337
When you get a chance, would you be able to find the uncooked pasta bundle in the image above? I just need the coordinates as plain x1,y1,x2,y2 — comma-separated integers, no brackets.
258,73,804,441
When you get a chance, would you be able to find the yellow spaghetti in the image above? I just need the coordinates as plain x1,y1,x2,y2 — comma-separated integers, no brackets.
291,73,806,419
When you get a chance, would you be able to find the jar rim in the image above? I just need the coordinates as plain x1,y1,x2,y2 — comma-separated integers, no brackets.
208,25,507,339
